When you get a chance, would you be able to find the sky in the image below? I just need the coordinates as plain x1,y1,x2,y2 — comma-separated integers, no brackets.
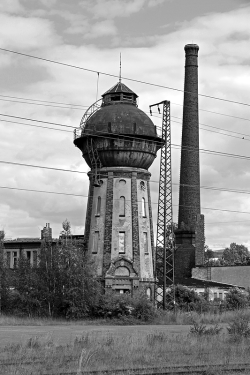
0,0,250,250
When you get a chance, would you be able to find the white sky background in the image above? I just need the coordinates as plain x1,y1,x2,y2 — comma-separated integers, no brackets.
0,0,250,250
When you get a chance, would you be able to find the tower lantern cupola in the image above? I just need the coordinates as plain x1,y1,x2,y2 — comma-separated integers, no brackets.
101,82,138,107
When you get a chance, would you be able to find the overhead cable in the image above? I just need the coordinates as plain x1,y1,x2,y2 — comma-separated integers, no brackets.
1,184,250,216
1,47,250,108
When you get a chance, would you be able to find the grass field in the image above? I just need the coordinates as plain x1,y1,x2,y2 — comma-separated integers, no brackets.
0,310,250,374
1,326,250,374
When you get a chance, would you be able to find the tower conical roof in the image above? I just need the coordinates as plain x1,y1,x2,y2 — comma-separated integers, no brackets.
102,82,138,98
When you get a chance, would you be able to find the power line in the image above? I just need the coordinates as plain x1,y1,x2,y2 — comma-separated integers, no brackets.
2,104,250,146
2,109,250,145
1,184,250,216
0,160,88,175
171,119,250,142
2,112,250,162
206,220,250,225
2,92,250,126
171,102,250,124
3,160,250,199
1,47,250,108
0,118,72,133
0,97,85,111
0,94,87,109
171,115,250,139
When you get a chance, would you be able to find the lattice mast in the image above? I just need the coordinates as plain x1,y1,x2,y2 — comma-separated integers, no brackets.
150,101,173,309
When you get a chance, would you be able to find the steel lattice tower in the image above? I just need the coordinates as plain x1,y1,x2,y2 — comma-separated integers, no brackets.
150,101,173,309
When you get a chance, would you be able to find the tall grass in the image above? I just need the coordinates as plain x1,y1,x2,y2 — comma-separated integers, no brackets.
1,309,250,326
1,327,250,374
153,309,250,325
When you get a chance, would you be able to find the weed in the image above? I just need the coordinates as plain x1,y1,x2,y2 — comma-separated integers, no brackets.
227,314,250,339
190,321,208,335
190,321,222,336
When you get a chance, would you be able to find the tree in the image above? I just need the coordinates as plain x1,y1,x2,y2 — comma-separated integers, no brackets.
222,243,249,265
204,245,215,261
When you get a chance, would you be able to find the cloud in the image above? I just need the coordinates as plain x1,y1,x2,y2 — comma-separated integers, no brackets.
84,20,117,38
0,0,24,14
148,0,165,7
0,13,60,49
39,0,58,7
1,1,250,247
80,0,147,19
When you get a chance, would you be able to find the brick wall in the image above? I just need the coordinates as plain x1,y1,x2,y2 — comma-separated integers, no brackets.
84,174,94,252
103,171,113,276
131,171,140,275
147,180,155,271
195,214,205,265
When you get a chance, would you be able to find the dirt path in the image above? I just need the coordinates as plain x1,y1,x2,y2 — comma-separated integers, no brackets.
0,324,192,347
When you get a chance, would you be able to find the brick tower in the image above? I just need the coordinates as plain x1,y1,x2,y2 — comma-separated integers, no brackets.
74,82,162,295
175,44,205,279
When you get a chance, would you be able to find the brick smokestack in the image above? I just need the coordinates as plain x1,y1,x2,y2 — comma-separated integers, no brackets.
178,44,200,230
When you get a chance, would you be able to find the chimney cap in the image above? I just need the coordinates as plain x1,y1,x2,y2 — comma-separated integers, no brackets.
184,43,199,51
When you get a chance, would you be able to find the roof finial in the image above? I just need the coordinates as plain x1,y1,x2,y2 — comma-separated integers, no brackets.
119,52,122,83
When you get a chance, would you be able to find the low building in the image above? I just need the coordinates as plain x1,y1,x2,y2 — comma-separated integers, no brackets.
3,223,84,269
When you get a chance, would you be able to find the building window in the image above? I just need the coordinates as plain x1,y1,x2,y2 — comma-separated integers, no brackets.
146,287,151,300
119,232,125,253
96,196,101,216
119,196,125,217
26,251,31,262
140,181,146,191
213,292,218,300
219,292,223,300
93,231,99,254
142,197,146,217
6,250,20,269
143,232,148,254
13,251,18,268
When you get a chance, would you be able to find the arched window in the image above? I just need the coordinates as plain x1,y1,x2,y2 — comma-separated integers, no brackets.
142,197,146,217
96,196,101,216
119,196,125,217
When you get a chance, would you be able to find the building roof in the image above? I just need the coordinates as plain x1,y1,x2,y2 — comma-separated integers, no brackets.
174,277,245,289
4,238,57,244
5,238,41,243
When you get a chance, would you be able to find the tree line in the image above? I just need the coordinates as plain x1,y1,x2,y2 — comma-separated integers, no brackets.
205,242,250,266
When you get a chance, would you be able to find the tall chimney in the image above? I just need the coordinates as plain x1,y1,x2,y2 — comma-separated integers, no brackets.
178,44,200,230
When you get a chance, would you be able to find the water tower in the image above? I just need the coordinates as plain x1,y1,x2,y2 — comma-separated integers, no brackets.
74,81,162,295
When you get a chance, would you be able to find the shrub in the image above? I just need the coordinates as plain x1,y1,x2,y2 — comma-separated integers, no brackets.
225,288,249,310
166,285,206,312
227,314,250,338
92,289,156,322
190,320,222,336
130,290,156,321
